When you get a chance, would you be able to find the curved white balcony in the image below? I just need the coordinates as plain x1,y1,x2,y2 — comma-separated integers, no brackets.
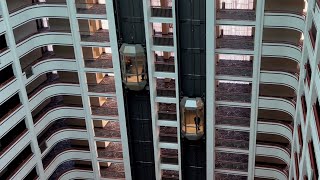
24,59,77,85
257,120,293,142
34,106,85,134
0,105,24,136
0,78,19,106
59,169,94,180
16,31,72,58
264,11,305,32
44,150,91,179
29,83,81,110
256,143,291,165
262,42,302,63
0,50,12,67
0,131,30,172
8,155,36,180
260,70,299,91
255,165,287,180
10,3,68,28
258,96,296,118
43,129,88,156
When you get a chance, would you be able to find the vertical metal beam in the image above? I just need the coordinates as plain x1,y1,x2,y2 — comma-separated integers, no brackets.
171,0,182,179
0,1,45,179
66,1,100,178
106,0,132,179
247,0,265,179
142,0,161,179
206,0,216,179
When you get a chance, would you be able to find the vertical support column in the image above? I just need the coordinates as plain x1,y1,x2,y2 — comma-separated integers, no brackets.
142,0,161,179
106,0,132,179
171,0,182,179
247,0,265,179
66,1,100,178
206,0,216,179
0,1,45,179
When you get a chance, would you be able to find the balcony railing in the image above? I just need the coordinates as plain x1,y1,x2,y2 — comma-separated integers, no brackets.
80,29,110,43
16,28,71,44
100,163,125,179
158,103,177,120
0,76,15,89
160,127,177,143
49,160,92,180
155,55,174,72
94,121,121,139
216,35,254,50
216,59,253,77
255,163,289,177
151,6,172,17
97,142,123,160
91,99,118,117
263,40,304,50
76,3,106,15
157,78,176,97
162,170,179,180
153,32,174,46
88,75,116,94
216,83,252,103
217,9,255,21
84,52,113,69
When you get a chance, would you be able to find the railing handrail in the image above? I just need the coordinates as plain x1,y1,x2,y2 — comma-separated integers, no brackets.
256,142,291,154
264,9,305,16
29,81,80,99
255,164,288,176
9,1,67,14
16,28,71,44
262,40,303,49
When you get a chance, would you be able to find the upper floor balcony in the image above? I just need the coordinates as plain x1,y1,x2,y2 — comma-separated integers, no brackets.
94,120,121,140
216,59,253,77
215,152,248,172
161,148,178,165
217,9,255,21
100,162,125,179
76,2,106,15
24,167,38,180
91,97,118,117
97,142,123,161
155,53,175,73
0,93,22,124
264,0,305,17
80,29,110,44
48,160,93,180
255,162,288,179
87,74,116,95
215,129,249,150
215,106,251,127
216,81,252,103
0,34,8,54
0,64,15,89
157,78,176,97
84,52,113,71
150,0,172,18
158,103,177,121
152,23,174,46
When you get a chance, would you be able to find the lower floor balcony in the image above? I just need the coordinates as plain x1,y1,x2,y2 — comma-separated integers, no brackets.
88,75,116,94
91,98,118,117
94,121,121,139
216,35,254,50
216,106,251,127
216,82,252,103
161,149,178,165
155,55,174,73
100,163,125,179
215,152,248,172
216,59,253,77
97,142,123,161
160,126,178,143
255,162,289,177
158,103,177,120
217,9,256,21
215,129,250,150
80,29,110,43
153,33,174,46
162,170,179,180
84,52,113,69
157,78,176,97
215,173,247,180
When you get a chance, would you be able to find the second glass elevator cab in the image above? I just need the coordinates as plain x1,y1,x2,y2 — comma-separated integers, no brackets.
119,43,147,91
181,97,205,140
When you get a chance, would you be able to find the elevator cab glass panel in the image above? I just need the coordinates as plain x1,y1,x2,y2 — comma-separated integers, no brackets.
181,97,204,140
120,44,147,91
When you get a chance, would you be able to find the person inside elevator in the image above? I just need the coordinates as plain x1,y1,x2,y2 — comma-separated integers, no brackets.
194,115,200,131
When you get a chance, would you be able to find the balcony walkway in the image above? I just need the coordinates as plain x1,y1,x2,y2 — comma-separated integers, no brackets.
88,75,116,94
97,142,123,160
217,35,254,50
157,78,176,97
216,59,253,77
84,53,113,69
100,163,125,179
216,83,252,103
91,98,118,117
216,106,251,127
76,3,106,14
94,121,121,139
215,129,250,150
217,9,256,21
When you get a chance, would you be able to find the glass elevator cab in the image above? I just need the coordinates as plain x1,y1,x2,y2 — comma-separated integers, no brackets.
181,97,205,140
120,44,147,91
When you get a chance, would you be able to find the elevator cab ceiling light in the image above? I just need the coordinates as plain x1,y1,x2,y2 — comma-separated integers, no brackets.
119,44,147,91
180,97,205,140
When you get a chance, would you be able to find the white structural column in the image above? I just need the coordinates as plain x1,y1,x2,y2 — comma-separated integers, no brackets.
0,1,45,179
247,0,265,179
106,0,132,179
66,1,100,178
206,0,216,179
171,0,182,179
142,0,161,179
